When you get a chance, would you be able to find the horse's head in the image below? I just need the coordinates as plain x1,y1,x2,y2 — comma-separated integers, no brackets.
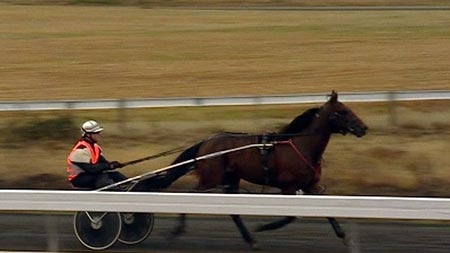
323,91,368,137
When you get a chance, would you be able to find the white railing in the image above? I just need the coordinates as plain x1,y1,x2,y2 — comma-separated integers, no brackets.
1,190,450,220
1,90,449,111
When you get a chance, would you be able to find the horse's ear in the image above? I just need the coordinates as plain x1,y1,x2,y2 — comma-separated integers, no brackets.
328,90,338,103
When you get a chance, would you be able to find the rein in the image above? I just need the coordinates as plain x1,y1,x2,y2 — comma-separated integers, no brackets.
122,146,186,167
220,132,318,139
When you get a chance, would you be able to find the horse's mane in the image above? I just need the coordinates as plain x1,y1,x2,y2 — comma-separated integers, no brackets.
278,107,320,135
208,108,320,141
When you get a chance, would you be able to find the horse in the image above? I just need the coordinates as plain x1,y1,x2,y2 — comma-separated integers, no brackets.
142,90,368,249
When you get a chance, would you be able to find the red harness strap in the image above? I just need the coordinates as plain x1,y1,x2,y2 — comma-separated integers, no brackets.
273,139,322,182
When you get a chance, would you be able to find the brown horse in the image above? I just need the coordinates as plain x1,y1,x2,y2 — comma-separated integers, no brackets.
145,91,367,248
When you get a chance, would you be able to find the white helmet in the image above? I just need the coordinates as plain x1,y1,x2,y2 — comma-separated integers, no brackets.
81,120,104,134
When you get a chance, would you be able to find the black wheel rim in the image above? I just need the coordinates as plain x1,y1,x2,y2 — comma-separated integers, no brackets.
118,213,154,245
74,211,122,250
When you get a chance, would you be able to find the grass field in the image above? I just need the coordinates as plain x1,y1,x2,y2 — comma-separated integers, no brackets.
0,6,449,100
0,4,449,196
2,0,450,7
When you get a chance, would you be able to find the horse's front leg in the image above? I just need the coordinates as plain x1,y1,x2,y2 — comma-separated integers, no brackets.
327,217,358,252
229,214,257,249
327,217,346,241
305,186,355,248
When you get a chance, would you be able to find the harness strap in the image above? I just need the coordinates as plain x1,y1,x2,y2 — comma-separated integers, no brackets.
259,133,272,185
273,139,321,182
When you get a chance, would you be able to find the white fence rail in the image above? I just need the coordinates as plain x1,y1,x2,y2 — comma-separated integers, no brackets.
1,190,450,220
1,90,449,111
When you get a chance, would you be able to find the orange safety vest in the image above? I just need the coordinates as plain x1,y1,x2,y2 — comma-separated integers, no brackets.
66,140,102,181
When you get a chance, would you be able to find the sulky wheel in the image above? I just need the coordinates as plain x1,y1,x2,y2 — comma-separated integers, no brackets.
73,211,122,251
118,212,155,245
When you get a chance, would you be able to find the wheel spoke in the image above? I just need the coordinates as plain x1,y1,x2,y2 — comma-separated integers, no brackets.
73,211,122,250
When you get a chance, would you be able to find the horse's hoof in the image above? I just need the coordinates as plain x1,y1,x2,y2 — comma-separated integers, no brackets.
249,242,260,251
343,236,360,253
167,228,185,240
343,235,353,246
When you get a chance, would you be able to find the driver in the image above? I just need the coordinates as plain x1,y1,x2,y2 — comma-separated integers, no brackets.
66,120,127,189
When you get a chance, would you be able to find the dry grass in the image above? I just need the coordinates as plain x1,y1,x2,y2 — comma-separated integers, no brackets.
2,0,450,6
0,6,449,100
0,5,449,196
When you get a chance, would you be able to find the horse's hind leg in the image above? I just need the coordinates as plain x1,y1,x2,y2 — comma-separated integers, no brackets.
223,170,257,249
255,187,297,232
169,214,186,238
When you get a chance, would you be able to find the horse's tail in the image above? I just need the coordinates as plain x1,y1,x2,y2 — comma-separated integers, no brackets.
137,141,204,191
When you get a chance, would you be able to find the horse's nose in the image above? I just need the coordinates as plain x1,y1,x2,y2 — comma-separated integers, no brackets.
356,120,368,131
353,122,368,137
359,125,368,136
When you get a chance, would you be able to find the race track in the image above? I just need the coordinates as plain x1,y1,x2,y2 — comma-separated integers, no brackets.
0,213,449,253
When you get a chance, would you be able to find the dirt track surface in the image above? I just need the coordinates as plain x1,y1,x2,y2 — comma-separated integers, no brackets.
0,213,449,253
